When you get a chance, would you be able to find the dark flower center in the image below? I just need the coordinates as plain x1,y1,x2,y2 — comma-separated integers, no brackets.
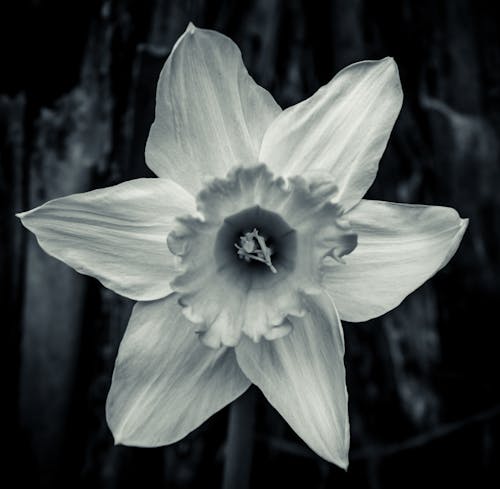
214,205,297,281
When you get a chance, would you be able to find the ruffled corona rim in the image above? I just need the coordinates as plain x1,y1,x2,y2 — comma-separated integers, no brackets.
167,164,358,348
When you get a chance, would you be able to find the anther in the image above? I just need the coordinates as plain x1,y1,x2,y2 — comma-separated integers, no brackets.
234,229,277,273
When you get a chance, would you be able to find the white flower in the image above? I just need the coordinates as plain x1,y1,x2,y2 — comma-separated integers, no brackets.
17,23,467,469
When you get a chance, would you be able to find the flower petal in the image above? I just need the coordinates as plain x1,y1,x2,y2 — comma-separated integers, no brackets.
106,294,250,446
322,200,468,322
17,178,195,301
145,23,281,194
235,292,349,468
260,58,403,210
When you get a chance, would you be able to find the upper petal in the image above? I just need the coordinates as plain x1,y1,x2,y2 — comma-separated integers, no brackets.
322,200,468,322
106,294,250,446
17,178,195,301
260,58,403,210
145,23,281,194
235,292,349,468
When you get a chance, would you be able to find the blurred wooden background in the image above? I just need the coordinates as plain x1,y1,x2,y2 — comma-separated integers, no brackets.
1,1,499,488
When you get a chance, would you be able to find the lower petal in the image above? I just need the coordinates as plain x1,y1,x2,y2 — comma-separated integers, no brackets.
106,294,250,446
235,292,349,468
323,199,468,322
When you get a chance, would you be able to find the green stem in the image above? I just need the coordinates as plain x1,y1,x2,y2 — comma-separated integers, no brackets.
222,388,256,489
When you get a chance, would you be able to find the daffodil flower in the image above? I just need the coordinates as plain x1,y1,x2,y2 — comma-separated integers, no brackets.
18,23,467,469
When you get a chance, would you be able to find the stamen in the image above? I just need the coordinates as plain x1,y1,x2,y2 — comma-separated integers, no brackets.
234,228,277,273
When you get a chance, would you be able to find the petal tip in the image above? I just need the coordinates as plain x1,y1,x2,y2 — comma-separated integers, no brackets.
106,408,125,447
186,21,197,34
16,207,36,224
112,435,123,447
15,209,36,231
324,447,349,470
381,56,398,71
378,56,403,101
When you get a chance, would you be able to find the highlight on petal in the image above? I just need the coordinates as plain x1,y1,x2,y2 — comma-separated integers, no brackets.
106,294,250,446
146,23,281,195
322,200,468,322
260,57,403,211
17,178,195,301
235,292,350,468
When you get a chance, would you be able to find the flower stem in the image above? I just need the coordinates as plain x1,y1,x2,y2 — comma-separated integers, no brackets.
222,387,256,489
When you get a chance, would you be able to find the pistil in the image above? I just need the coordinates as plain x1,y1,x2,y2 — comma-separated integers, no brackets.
234,229,277,273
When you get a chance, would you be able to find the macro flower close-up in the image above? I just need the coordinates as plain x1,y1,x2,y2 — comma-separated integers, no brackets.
17,21,468,473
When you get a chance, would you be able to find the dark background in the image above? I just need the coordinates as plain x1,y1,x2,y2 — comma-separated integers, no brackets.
1,0,499,488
